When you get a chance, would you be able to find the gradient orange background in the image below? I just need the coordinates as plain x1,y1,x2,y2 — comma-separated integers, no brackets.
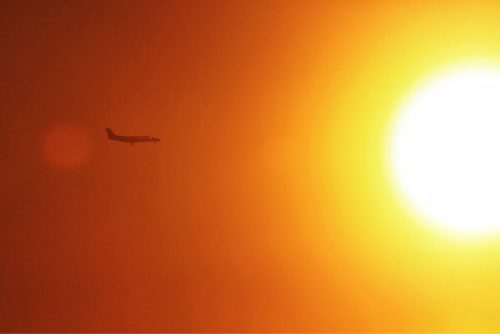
4,0,500,331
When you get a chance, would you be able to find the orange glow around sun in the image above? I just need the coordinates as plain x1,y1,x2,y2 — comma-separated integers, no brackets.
7,0,500,332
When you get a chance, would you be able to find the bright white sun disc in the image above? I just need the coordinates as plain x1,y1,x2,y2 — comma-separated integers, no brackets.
389,65,500,237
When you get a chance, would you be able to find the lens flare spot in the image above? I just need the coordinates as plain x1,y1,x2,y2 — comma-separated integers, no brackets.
42,123,92,170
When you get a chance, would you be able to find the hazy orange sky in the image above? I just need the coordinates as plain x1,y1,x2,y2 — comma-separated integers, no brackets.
4,0,500,331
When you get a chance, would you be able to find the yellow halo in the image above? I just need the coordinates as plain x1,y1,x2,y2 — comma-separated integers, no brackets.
389,63,500,238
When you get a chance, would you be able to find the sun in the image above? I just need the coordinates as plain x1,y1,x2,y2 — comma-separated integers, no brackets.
389,63,500,238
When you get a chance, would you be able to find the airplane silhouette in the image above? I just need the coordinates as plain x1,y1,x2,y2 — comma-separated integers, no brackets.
106,128,160,145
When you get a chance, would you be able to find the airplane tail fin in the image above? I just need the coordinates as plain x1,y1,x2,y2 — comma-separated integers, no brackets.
106,128,117,139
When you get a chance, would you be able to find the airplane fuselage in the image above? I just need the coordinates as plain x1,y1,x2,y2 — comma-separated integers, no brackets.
106,128,160,145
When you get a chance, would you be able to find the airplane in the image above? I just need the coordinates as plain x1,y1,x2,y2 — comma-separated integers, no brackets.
106,128,160,145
